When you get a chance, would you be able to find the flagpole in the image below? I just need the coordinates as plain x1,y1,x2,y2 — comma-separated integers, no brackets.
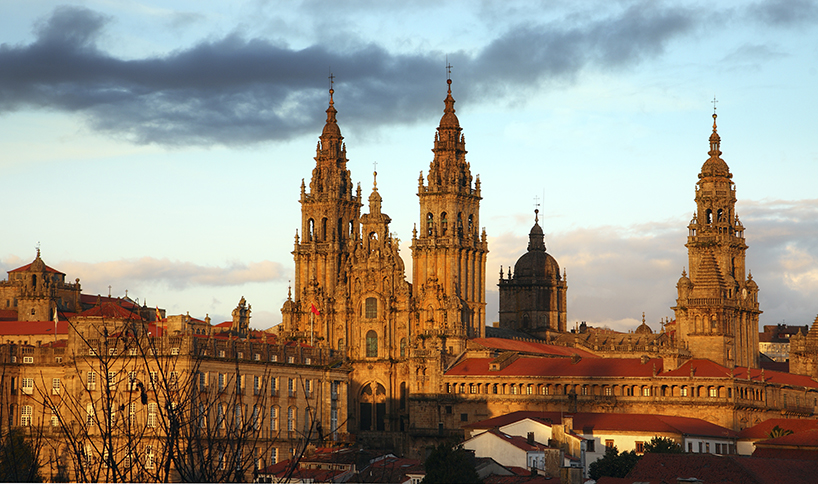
310,311,314,347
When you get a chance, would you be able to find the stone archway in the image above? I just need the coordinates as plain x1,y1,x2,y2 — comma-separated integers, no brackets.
359,382,386,431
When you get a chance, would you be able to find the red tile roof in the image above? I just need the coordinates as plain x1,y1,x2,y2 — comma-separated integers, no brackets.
659,359,818,389
0,310,18,321
466,411,736,438
737,418,818,440
78,302,142,321
628,452,818,484
476,429,549,451
754,428,818,448
0,320,69,336
80,294,141,310
447,355,662,378
9,262,63,274
471,337,598,358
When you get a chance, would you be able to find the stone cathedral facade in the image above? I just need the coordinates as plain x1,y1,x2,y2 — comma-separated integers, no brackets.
280,78,487,439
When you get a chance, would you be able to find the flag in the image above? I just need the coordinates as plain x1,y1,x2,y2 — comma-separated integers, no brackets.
310,304,320,316
53,307,59,324
155,306,162,321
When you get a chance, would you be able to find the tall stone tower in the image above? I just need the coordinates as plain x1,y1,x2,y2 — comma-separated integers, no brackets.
410,77,488,357
672,112,761,368
282,85,363,345
498,210,567,336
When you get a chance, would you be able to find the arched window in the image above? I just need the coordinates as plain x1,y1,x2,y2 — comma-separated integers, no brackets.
366,330,378,357
706,209,713,224
365,298,377,319
321,218,328,241
400,338,406,358
287,406,295,432
426,213,434,236
440,212,448,235
457,213,463,236
468,214,474,234
308,219,315,241
717,209,724,222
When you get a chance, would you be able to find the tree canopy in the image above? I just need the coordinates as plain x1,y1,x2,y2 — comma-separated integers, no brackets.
0,429,43,482
643,436,684,454
588,445,639,480
422,443,481,484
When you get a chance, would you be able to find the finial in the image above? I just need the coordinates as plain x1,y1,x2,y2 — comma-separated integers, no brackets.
373,161,378,189
711,96,718,131
642,312,646,324
328,70,335,106
682,267,687,277
446,59,453,92
288,281,292,300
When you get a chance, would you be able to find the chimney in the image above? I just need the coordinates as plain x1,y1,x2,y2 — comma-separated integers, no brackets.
527,432,535,445
563,415,574,434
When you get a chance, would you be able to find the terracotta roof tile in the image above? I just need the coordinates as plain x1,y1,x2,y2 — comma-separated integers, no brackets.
660,359,818,389
737,418,818,440
447,356,661,378
471,337,598,358
755,428,818,447
9,262,63,274
466,411,735,438
629,452,818,484
78,302,142,320
0,320,69,336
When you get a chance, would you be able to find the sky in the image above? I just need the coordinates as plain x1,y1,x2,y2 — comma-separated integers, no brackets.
1,0,817,333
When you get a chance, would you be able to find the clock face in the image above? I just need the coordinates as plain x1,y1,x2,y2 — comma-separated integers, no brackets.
742,288,747,299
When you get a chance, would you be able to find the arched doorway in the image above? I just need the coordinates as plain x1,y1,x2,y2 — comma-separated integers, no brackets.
359,382,386,431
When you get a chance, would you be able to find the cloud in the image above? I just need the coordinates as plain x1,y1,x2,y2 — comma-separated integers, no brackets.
486,199,818,332
747,0,818,26
0,4,704,146
0,256,285,292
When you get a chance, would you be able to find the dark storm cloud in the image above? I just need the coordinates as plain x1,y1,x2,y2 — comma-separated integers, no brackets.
747,0,818,26
0,3,761,146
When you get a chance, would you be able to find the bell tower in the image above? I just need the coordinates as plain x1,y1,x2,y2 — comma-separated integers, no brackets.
672,110,761,368
283,81,363,344
411,75,488,356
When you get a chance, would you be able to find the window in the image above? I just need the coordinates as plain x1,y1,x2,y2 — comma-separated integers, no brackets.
365,298,377,318
511,385,518,395
108,371,117,390
235,405,243,430
217,404,225,429
198,403,206,429
86,403,95,426
21,378,34,395
147,403,157,428
218,350,226,358
305,357,311,365
271,377,278,396
400,338,407,358
254,375,261,395
237,352,243,359
288,378,295,397
605,440,614,449
635,441,644,454
709,387,718,398
271,406,279,431
22,356,33,364
587,440,595,452
169,371,178,387
128,371,137,391
287,407,295,432
145,446,155,470
171,347,179,355
603,386,612,396
715,443,721,454
445,405,453,414
470,384,478,394
688,442,693,452
150,371,158,388
199,372,207,391
129,402,136,426
271,447,278,465
254,353,261,361
365,330,378,357
87,371,97,390
253,405,260,430
51,409,59,427
271,354,278,362
460,413,468,422
109,347,117,356
642,387,651,397
706,442,710,453
681,387,688,397
218,373,225,392
581,386,588,396
21,405,32,426
305,379,311,398
527,384,533,395
129,348,138,356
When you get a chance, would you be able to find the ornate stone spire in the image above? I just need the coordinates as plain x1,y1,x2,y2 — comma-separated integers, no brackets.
700,109,730,178
426,77,471,192
368,169,382,215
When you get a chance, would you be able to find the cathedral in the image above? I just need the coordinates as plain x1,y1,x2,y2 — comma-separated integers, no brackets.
279,75,818,455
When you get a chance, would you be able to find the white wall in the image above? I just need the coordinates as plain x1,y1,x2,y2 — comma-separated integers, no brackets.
500,419,553,446
463,432,539,469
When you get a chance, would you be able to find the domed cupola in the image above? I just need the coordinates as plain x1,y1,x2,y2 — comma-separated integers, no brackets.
513,209,561,282
498,208,568,335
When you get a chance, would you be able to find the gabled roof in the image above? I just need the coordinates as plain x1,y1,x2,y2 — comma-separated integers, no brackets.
470,337,597,358
755,428,818,448
0,310,18,321
0,320,69,336
9,261,63,274
80,294,141,310
447,355,661,378
471,429,548,452
737,418,818,440
78,302,142,321
467,411,736,438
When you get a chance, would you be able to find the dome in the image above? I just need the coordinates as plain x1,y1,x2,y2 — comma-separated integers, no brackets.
513,250,561,282
677,273,692,288
635,322,653,335
438,79,460,129
321,104,341,138
701,156,730,177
